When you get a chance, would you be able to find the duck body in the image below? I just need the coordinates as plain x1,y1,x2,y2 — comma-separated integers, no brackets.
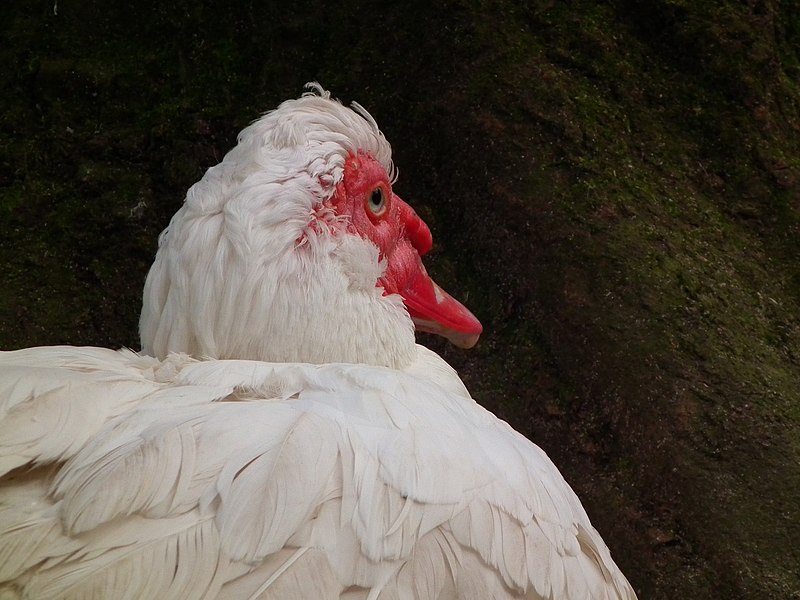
0,85,636,599
0,345,634,599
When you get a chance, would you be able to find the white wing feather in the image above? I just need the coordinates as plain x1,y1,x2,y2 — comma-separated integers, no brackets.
0,346,636,599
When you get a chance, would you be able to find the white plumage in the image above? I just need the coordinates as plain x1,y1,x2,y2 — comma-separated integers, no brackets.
0,85,637,599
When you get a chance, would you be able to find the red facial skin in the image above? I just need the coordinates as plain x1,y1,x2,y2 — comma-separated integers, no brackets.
328,152,482,348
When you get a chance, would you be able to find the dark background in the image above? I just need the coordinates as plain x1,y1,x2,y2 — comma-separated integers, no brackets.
2,1,799,598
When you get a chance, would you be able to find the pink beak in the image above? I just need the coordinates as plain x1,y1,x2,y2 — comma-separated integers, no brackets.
381,200,482,348
400,258,483,348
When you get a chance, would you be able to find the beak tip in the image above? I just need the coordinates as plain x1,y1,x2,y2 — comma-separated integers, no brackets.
450,331,481,349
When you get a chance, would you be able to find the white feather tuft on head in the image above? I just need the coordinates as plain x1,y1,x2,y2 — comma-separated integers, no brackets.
140,85,415,367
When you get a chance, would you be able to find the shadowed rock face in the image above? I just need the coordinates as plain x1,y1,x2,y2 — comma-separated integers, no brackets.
1,2,799,598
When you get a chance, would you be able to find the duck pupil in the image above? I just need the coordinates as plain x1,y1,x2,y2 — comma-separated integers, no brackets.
371,189,383,209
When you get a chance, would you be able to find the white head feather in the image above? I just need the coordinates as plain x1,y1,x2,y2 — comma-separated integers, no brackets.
140,84,416,367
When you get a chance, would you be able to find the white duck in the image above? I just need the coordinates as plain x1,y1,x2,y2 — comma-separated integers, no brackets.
0,85,637,600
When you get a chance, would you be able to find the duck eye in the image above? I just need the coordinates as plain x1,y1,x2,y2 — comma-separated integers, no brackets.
367,187,387,216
